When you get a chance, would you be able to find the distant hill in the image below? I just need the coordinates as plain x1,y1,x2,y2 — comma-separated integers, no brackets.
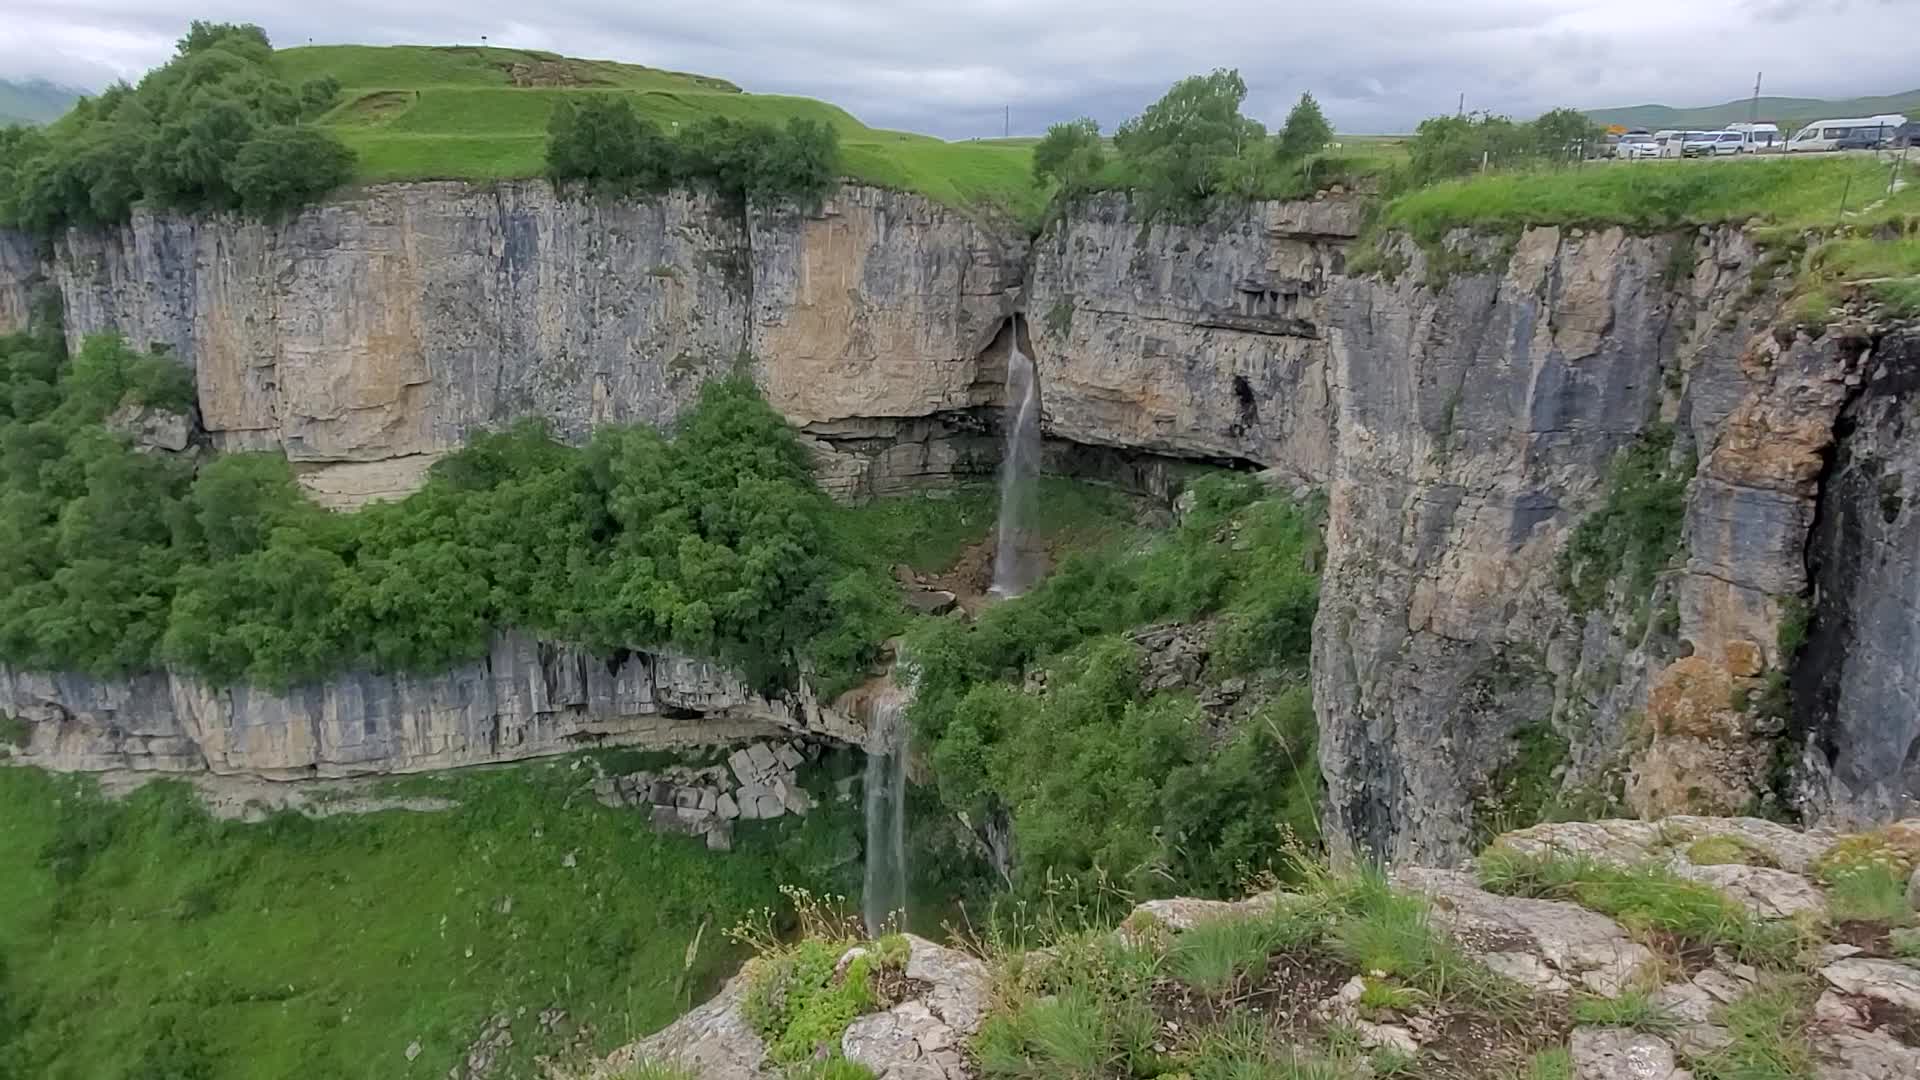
1588,89,1920,132
0,77,84,125
280,44,1041,218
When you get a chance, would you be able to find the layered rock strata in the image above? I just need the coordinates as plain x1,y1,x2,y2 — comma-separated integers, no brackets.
0,632,859,778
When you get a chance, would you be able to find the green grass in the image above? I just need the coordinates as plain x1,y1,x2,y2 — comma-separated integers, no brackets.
1570,989,1680,1033
1824,864,1916,925
1687,835,1775,867
1167,907,1319,995
0,761,863,1079
1523,1047,1574,1080
1690,978,1818,1080
1476,848,1804,969
742,938,882,1066
279,44,1043,217
1379,156,1920,241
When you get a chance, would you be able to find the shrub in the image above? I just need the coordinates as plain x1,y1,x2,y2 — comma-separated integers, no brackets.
743,939,880,1065
226,125,356,214
1558,424,1693,616
546,96,675,192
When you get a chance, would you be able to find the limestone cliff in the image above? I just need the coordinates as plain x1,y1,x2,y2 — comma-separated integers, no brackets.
4,179,1916,860
0,632,859,778
1027,192,1354,480
14,182,1023,506
1795,328,1920,826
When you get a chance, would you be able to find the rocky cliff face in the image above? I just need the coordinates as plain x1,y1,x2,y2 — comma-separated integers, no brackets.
1796,329,1920,826
4,179,1916,858
0,632,859,778
1027,193,1355,481
11,182,1023,506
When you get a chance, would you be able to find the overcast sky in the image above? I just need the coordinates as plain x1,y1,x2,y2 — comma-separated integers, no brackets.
3,0,1916,136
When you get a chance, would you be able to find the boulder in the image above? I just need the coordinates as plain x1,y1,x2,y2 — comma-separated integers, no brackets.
1570,1028,1691,1080
1394,868,1656,998
1673,862,1826,920
904,589,958,617
1819,957,1920,1013
1812,1026,1920,1080
595,973,769,1080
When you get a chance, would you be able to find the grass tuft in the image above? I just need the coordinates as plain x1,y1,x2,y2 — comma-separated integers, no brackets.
1477,847,1804,969
1570,988,1680,1033
1690,977,1818,1080
1824,863,1916,926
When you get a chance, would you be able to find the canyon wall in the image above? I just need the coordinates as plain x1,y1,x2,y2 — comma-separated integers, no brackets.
23,182,1023,506
0,631,858,778
2,181,1915,858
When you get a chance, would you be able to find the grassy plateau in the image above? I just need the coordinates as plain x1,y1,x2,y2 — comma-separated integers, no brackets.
278,45,1045,220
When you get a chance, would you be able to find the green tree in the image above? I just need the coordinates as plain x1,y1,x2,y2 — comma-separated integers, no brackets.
0,20,352,232
1112,69,1264,213
1530,107,1602,164
299,76,341,118
545,96,674,191
227,125,356,214
175,21,272,60
1275,91,1333,163
1032,117,1106,194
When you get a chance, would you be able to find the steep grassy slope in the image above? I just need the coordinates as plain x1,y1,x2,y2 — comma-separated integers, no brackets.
279,45,1043,218
1588,88,1920,132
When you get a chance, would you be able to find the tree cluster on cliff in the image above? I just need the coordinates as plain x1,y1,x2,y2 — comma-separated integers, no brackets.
907,475,1324,898
1032,72,1341,214
0,328,898,692
0,22,352,233
545,97,841,209
1404,108,1603,184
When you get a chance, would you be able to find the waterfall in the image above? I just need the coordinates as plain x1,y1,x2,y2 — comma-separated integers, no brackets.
990,336,1042,597
862,687,910,936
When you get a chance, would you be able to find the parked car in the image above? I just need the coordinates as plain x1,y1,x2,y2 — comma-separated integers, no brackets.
1896,122,1920,149
1652,130,1687,157
1834,129,1890,151
1789,114,1909,152
1682,131,1741,157
1727,122,1782,152
1614,132,1660,159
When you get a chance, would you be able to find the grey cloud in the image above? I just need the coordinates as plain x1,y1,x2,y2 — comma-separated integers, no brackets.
1,1,1914,137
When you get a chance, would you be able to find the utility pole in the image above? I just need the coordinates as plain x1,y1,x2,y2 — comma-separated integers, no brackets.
1457,92,1465,117
1003,106,1009,138
1750,72,1762,125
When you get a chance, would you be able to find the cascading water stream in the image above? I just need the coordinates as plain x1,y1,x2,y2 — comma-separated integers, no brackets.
990,336,1042,597
862,686,910,936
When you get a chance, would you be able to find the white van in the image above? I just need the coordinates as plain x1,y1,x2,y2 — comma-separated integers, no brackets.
1728,122,1781,152
1788,114,1909,152
1652,130,1692,158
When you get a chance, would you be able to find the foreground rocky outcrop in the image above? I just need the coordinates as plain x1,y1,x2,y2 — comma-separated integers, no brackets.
589,816,1920,1080
0,631,859,778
